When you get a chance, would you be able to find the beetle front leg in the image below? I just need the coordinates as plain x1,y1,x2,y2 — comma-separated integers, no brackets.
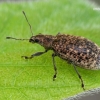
52,53,57,81
22,50,48,59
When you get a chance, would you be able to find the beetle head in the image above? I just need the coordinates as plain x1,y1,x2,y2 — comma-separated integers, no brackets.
29,34,55,49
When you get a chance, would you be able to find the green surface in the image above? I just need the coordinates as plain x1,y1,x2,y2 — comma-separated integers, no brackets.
0,0,100,100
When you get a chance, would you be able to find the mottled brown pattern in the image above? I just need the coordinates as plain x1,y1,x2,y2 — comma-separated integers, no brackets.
52,34,100,70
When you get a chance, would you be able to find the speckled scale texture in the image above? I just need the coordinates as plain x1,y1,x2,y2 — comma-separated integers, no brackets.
52,34,100,70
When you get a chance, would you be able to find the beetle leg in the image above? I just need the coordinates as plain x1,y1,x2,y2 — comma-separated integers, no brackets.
72,63,85,91
52,53,57,81
22,50,48,59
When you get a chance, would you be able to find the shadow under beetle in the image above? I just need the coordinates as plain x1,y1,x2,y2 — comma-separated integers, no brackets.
6,11,100,91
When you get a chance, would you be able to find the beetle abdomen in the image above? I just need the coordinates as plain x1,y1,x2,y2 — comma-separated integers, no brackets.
52,34,100,70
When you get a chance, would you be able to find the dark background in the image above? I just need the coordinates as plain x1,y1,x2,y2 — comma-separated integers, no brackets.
90,0,100,5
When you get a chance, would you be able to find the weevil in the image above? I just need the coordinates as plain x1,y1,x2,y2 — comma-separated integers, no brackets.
6,11,100,91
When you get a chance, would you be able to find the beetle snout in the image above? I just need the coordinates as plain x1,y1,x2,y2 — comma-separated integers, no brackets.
29,36,36,43
29,38,34,43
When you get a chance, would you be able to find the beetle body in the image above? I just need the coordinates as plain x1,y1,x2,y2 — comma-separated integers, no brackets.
29,34,100,70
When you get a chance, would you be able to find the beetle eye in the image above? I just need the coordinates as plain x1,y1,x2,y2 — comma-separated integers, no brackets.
35,39,39,42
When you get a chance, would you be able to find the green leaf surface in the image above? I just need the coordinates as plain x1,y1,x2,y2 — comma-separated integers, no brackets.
0,0,100,100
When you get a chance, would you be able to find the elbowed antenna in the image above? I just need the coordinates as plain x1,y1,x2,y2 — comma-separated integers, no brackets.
22,11,33,36
6,37,29,40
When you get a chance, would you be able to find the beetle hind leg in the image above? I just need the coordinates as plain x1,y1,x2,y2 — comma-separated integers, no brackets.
72,63,85,91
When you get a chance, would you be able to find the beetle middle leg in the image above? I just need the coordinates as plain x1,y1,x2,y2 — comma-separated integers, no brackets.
22,50,48,59
72,63,85,91
52,53,57,81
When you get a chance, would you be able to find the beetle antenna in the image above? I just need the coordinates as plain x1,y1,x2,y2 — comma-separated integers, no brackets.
6,37,29,40
22,11,33,36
